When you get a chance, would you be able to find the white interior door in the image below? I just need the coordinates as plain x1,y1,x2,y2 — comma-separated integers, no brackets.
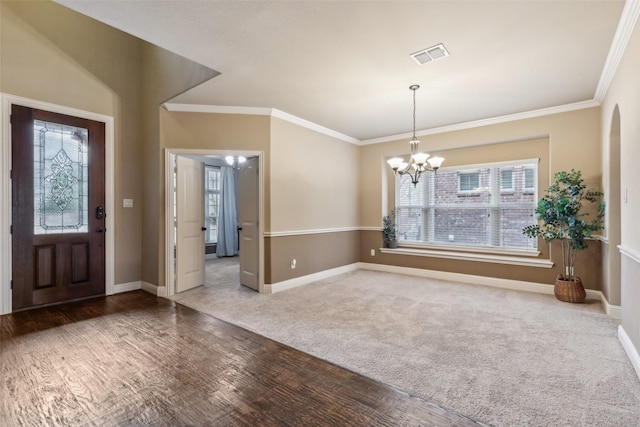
239,157,259,290
176,156,205,293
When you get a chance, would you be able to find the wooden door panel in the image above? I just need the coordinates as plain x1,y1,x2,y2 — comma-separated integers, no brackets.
175,156,205,293
35,245,56,289
12,105,105,310
71,243,90,283
239,157,259,290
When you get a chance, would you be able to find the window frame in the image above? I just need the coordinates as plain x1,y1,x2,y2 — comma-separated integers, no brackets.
204,165,221,245
457,170,482,193
523,166,536,194
500,167,514,192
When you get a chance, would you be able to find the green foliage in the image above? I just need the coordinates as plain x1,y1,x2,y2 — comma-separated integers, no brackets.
382,210,397,242
522,169,604,281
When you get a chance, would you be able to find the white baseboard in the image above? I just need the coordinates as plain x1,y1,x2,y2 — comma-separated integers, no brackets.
246,261,621,319
113,281,141,294
141,281,166,297
359,262,557,295
265,263,360,294
357,262,620,318
599,294,622,319
618,325,640,382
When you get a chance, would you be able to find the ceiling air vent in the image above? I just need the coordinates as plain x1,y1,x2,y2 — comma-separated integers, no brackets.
410,43,450,65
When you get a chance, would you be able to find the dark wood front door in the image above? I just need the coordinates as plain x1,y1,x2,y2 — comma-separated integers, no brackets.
11,105,106,310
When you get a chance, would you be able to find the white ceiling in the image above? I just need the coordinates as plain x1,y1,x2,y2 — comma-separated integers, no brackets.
55,0,627,142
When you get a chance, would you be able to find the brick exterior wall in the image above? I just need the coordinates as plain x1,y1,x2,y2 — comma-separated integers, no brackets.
396,165,536,249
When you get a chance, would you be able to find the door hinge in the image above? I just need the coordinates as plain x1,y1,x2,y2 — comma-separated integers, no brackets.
10,280,13,290
9,114,12,124
10,169,13,179
10,225,13,234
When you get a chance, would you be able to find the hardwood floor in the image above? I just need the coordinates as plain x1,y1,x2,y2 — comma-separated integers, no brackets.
0,291,483,426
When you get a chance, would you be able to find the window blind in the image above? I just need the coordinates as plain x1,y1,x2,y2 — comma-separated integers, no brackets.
395,162,537,250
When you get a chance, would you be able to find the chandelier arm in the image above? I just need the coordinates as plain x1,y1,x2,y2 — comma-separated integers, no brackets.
411,169,420,187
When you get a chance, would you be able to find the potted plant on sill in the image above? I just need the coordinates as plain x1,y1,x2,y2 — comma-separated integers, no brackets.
382,210,398,249
523,170,604,303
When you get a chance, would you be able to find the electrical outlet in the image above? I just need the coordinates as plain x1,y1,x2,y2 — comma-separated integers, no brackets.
291,259,296,269
370,249,375,256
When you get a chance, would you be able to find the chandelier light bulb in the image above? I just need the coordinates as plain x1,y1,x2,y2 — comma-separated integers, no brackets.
387,157,404,170
427,156,445,169
387,84,444,186
412,152,430,165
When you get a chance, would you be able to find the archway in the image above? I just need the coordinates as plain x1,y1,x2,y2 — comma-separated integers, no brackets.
605,105,621,307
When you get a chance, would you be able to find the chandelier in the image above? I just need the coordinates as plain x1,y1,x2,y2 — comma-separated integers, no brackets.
387,85,444,186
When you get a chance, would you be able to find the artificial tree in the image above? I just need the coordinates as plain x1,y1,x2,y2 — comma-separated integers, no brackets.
382,210,398,248
523,170,604,302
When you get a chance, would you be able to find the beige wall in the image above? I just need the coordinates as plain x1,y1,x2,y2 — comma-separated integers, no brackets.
159,111,361,285
266,232,359,284
139,47,217,287
267,117,360,282
600,105,622,306
270,117,359,232
359,108,603,287
601,14,640,353
1,0,143,285
1,0,216,289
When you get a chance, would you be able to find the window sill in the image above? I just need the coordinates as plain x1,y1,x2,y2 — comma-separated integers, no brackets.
379,247,554,268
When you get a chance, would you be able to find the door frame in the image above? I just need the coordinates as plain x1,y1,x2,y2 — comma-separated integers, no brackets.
0,93,115,315
164,148,265,296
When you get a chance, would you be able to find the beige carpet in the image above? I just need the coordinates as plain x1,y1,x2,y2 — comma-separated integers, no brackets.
172,262,640,426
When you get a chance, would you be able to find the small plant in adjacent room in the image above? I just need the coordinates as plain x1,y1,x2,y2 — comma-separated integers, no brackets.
382,210,398,249
522,169,604,303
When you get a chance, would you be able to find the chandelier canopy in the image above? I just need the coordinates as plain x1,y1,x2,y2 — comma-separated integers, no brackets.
387,85,444,186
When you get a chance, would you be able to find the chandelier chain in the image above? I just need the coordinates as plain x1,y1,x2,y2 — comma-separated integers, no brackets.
410,84,419,146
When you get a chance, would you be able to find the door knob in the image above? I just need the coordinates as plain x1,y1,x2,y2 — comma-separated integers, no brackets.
201,227,207,231
96,227,105,233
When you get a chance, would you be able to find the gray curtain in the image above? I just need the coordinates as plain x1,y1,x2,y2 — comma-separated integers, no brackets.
216,166,238,257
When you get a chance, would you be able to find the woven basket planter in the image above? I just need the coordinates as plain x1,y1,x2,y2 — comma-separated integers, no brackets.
554,274,586,303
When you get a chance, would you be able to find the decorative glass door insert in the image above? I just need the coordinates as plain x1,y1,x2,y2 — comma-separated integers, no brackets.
33,120,89,234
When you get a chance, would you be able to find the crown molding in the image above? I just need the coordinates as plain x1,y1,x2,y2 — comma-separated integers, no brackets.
269,109,360,144
594,0,640,102
165,99,601,149
359,100,600,145
162,103,359,145
163,103,273,115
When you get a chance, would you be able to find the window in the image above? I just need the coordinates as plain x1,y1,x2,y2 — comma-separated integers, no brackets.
458,172,480,192
204,166,221,244
500,168,514,191
395,160,538,251
523,167,535,192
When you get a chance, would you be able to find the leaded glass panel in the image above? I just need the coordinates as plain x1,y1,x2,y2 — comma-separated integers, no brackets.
34,120,89,234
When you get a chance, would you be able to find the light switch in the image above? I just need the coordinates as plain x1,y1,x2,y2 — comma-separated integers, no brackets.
123,199,134,208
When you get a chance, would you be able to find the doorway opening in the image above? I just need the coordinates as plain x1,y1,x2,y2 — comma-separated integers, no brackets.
164,149,264,298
